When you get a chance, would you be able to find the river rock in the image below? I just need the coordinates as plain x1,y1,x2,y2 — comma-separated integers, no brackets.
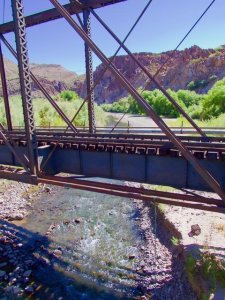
25,286,34,293
53,249,62,257
0,270,6,277
12,286,21,294
188,224,201,237
8,213,24,221
0,262,7,268
44,186,51,193
23,270,32,277
74,218,82,224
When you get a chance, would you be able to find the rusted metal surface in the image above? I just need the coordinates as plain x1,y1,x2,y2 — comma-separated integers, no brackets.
0,35,78,134
0,41,12,131
0,124,29,172
29,0,225,202
0,0,127,34
83,9,96,133
11,0,37,175
3,131,225,153
0,0,224,212
91,9,207,138
0,165,37,184
38,175,225,213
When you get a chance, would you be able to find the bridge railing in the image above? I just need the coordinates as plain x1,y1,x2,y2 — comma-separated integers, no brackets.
10,126,225,135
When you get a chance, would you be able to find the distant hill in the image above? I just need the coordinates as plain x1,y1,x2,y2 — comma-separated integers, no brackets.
1,45,225,103
0,59,81,97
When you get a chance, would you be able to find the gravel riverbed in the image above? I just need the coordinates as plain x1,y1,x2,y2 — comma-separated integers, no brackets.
0,180,197,299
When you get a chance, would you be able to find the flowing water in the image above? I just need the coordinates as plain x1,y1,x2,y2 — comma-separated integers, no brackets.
22,180,146,299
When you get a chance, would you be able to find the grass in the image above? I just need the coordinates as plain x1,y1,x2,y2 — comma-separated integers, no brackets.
185,252,225,299
166,114,225,128
170,236,180,246
0,95,107,128
0,179,11,193
213,223,225,232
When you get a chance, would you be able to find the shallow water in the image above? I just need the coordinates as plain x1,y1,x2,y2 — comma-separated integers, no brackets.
22,181,145,299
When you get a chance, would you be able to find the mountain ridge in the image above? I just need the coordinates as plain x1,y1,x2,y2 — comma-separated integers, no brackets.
1,45,225,103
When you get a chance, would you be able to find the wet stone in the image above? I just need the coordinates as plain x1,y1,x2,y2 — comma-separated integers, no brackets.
0,262,7,268
74,218,82,224
53,249,62,257
0,270,6,277
23,277,30,283
128,255,135,260
23,270,32,277
25,286,34,293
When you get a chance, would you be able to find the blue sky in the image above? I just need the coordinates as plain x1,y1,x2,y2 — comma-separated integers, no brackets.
1,0,224,74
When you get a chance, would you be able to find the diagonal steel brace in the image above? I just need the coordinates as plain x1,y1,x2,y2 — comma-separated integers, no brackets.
0,34,78,134
49,0,225,202
0,123,30,173
91,9,206,138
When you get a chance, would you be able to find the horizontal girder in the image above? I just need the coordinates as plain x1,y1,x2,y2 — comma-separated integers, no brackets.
0,0,127,34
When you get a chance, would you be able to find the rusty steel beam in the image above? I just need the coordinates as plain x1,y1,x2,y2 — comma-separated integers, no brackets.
91,9,207,138
0,165,37,184
38,175,225,213
0,34,78,133
0,41,12,131
0,124,30,172
83,9,96,133
48,0,225,202
0,0,127,34
11,0,38,175
41,174,224,207
67,0,154,128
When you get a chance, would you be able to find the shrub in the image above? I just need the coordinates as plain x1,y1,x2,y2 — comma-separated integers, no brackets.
177,90,202,108
59,90,79,101
201,78,225,119
187,79,209,91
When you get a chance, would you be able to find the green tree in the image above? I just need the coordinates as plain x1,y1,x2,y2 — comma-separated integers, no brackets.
60,90,79,101
201,77,225,119
177,89,202,108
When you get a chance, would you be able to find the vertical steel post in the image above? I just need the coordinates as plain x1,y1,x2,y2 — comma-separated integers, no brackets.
0,41,12,131
83,9,95,133
11,0,37,175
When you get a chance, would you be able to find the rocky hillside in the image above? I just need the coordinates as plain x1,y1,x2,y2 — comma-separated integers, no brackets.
79,45,225,104
0,58,81,97
1,45,225,103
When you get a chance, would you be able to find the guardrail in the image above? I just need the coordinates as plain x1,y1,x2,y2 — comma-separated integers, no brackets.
11,126,225,135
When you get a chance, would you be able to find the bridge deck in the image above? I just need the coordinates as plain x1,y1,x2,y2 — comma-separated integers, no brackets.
0,130,225,193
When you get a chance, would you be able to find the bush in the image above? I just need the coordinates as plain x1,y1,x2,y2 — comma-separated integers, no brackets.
201,78,225,119
187,79,209,91
59,90,79,101
177,90,202,108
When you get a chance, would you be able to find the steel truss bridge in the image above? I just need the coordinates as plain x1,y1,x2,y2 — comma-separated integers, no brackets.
0,0,225,213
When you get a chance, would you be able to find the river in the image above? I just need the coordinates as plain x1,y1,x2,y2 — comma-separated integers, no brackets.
21,181,147,299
